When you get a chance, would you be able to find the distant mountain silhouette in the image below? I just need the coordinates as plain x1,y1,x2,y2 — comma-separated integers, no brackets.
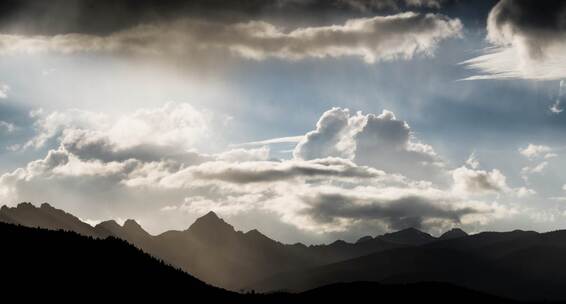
3,202,566,301
0,203,408,290
1,222,517,303
440,228,468,240
255,229,566,301
378,227,436,245
0,202,97,236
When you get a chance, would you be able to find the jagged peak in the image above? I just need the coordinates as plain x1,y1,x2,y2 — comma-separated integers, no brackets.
379,227,435,245
95,220,121,229
16,202,36,209
123,219,148,234
188,211,234,233
245,229,273,242
40,202,55,209
201,211,221,220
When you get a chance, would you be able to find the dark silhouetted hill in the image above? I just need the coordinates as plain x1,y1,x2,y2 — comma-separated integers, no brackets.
0,222,518,303
0,203,408,290
439,228,468,240
0,222,239,301
255,229,566,301
4,202,566,301
378,227,436,245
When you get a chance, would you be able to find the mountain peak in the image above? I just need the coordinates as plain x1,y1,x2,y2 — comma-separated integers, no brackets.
40,202,55,210
439,228,468,240
203,211,220,220
188,211,234,234
123,219,148,235
380,227,435,245
245,229,273,243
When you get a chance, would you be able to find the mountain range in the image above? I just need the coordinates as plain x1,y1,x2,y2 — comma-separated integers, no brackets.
2,202,566,301
3,222,518,303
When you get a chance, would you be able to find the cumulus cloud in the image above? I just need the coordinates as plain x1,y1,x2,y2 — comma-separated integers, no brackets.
22,102,218,163
452,166,509,195
0,104,520,239
294,107,443,181
0,13,461,64
519,144,554,159
464,0,566,80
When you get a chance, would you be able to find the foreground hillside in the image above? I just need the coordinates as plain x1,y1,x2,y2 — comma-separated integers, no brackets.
3,203,566,301
0,222,516,303
0,222,239,300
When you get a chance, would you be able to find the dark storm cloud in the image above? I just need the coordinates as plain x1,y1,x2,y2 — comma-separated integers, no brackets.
302,192,480,230
464,0,566,79
488,0,566,58
0,0,458,35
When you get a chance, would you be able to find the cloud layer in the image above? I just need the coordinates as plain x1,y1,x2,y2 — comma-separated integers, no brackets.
0,12,462,64
0,103,524,241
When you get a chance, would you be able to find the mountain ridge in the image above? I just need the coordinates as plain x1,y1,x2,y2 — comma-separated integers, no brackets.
4,201,566,301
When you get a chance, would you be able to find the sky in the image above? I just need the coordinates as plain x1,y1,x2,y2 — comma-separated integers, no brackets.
1,0,566,244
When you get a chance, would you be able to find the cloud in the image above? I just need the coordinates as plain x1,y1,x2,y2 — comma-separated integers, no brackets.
215,147,271,162
0,13,462,64
0,121,16,133
336,0,449,11
22,102,217,162
521,161,548,181
294,107,443,181
0,104,519,240
184,158,385,184
0,82,8,99
463,0,566,80
301,189,496,231
518,144,553,159
232,136,303,148
452,166,510,195
465,151,480,169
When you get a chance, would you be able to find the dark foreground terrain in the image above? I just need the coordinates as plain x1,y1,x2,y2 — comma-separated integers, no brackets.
1,222,520,303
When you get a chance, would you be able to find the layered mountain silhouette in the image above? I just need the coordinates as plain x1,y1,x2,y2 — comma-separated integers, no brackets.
1,221,516,303
2,202,566,301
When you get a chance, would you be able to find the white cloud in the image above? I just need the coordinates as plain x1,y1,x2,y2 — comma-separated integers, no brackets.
232,136,303,148
452,165,510,196
521,161,548,179
519,144,553,159
0,13,462,64
22,102,217,158
465,151,480,169
0,82,9,99
294,107,443,181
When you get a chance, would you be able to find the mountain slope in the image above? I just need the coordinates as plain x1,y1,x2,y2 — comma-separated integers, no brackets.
1,222,516,303
255,230,566,301
0,203,409,290
0,222,238,300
